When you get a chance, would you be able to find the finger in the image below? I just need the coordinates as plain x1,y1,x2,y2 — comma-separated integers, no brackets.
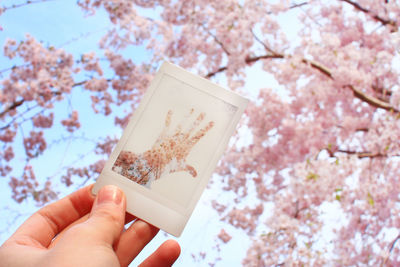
48,214,88,249
185,164,197,177
138,239,181,267
174,108,194,134
156,110,173,142
190,120,214,145
115,220,159,267
185,112,205,137
84,185,126,246
165,110,172,128
170,163,197,177
9,184,95,248
49,212,137,249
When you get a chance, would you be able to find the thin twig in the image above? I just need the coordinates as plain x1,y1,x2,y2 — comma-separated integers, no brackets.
266,1,309,15
289,2,308,9
381,234,400,266
250,29,279,55
205,54,283,78
0,64,30,76
0,79,111,120
389,234,400,254
201,24,231,55
1,0,56,12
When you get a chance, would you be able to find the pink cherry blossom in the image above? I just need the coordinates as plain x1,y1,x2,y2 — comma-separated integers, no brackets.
217,229,232,243
61,110,81,132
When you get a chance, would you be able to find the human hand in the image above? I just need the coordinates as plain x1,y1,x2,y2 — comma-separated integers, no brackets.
0,185,181,267
113,109,214,186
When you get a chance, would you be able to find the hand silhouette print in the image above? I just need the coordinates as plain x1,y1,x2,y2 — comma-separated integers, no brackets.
112,109,214,188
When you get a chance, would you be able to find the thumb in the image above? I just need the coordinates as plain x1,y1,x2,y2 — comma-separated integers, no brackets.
86,185,126,245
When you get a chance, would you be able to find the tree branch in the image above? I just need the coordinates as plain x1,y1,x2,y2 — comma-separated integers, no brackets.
327,148,400,159
201,24,231,55
0,100,24,118
306,59,398,112
301,58,333,78
0,91,62,120
381,234,400,267
205,54,284,78
389,234,400,254
337,149,385,159
266,1,309,15
251,29,280,56
340,0,397,29
0,64,30,77
0,78,112,120
346,84,399,113
205,53,398,113
290,2,308,9
1,0,56,13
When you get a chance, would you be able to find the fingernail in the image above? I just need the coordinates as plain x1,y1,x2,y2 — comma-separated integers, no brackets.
97,185,123,205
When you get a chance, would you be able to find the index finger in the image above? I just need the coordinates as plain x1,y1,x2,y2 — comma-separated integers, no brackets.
8,184,96,248
48,211,137,249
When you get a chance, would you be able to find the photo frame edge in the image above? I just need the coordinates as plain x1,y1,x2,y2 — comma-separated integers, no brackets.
93,61,249,237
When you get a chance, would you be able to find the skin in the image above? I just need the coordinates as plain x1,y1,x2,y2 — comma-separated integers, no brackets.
0,184,181,267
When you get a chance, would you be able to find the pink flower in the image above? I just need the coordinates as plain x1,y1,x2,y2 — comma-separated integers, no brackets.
61,111,80,132
217,229,232,243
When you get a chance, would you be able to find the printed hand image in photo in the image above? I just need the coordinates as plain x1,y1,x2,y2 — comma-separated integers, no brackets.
112,108,214,188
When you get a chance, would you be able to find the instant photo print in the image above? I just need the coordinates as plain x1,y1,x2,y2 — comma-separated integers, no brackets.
93,62,248,237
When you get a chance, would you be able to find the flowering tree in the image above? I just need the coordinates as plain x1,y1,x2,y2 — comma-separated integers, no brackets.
1,0,400,265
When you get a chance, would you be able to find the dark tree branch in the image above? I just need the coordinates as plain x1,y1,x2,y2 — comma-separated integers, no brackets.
327,148,400,159
290,2,308,9
337,150,385,159
347,84,399,113
1,0,56,13
0,91,62,120
0,100,24,118
301,58,333,78
205,54,283,78
381,234,400,266
356,128,369,132
389,234,400,254
340,0,397,29
205,52,398,113
0,78,112,121
0,104,42,130
266,1,309,15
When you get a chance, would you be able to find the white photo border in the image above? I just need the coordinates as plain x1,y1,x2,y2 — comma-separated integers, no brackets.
93,62,248,236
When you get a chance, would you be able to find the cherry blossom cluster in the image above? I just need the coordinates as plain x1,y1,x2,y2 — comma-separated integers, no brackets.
61,111,81,132
9,165,56,205
23,131,46,158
